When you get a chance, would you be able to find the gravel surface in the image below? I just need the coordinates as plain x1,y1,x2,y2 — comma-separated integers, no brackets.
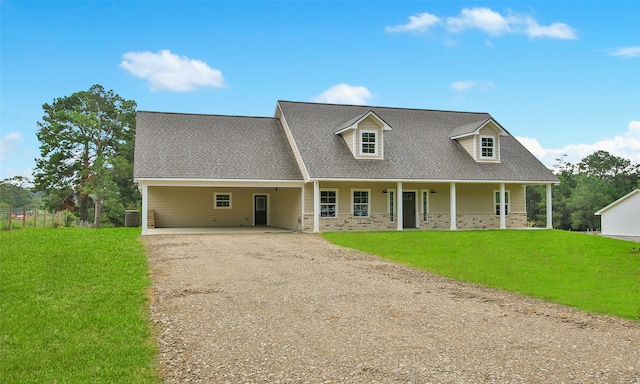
144,233,640,383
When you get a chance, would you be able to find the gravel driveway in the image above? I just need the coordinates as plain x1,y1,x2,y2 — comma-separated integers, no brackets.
145,233,639,383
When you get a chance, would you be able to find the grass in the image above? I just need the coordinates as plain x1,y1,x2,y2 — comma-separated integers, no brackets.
323,230,640,320
0,228,160,384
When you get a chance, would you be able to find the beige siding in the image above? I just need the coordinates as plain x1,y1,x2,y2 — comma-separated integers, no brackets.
457,136,475,158
148,186,302,229
341,130,355,155
270,187,302,229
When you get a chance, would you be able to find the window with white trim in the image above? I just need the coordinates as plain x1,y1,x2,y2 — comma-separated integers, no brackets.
352,190,370,217
320,189,338,218
421,190,429,222
360,131,378,156
214,193,232,209
388,189,395,222
494,190,510,215
480,135,495,159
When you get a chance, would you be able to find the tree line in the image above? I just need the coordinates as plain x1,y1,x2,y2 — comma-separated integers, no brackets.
1,85,638,228
527,151,639,231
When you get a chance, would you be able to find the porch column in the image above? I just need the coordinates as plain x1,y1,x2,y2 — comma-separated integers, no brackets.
396,181,403,231
546,183,553,229
499,183,506,229
300,185,305,231
141,183,148,235
450,182,457,230
313,180,320,233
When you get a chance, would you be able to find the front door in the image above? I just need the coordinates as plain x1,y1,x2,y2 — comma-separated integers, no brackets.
254,195,267,226
403,192,416,229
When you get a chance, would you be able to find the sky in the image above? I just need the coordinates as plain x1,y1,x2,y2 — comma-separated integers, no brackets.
1,1,639,181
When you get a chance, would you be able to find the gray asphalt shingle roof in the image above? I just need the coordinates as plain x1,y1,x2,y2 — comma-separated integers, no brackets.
133,111,303,180
134,101,558,183
277,101,558,182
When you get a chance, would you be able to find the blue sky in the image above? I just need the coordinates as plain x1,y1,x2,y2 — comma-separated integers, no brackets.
1,1,639,181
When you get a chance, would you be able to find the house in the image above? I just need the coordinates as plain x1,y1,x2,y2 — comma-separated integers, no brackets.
595,189,640,241
134,100,559,234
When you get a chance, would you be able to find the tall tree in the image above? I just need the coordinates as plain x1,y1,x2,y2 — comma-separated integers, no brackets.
34,85,137,227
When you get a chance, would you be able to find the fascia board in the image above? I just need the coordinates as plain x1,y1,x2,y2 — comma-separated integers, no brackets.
595,188,640,215
135,178,305,188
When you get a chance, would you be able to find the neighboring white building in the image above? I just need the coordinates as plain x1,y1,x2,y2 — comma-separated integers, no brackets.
595,189,640,241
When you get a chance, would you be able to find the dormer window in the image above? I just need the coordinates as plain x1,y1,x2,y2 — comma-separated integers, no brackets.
360,131,378,156
449,118,507,163
335,110,391,160
480,135,495,159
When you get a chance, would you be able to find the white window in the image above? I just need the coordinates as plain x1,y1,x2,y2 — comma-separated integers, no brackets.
388,189,395,222
360,130,378,156
494,190,510,216
421,189,429,222
214,193,232,209
480,135,495,159
352,189,370,217
320,189,338,218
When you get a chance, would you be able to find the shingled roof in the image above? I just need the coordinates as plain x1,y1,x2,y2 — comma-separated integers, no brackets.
277,101,558,182
134,111,303,180
134,101,558,184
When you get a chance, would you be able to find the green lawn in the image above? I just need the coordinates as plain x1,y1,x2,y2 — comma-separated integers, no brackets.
0,228,159,384
323,230,640,320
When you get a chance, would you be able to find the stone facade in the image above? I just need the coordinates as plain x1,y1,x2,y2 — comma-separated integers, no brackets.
303,212,527,232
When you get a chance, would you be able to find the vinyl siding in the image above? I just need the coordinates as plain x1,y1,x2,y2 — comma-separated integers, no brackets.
600,192,640,237
148,186,301,229
355,116,384,159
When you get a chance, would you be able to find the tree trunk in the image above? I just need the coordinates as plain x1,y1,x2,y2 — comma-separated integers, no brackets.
94,198,102,228
78,192,89,222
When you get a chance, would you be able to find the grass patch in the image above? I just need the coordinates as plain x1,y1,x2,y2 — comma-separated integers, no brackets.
0,228,160,383
323,230,640,320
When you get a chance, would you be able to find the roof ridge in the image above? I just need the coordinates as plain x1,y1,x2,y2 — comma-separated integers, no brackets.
277,100,490,115
137,110,273,120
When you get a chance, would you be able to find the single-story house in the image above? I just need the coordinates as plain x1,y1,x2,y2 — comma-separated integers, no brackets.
134,100,559,234
595,189,640,241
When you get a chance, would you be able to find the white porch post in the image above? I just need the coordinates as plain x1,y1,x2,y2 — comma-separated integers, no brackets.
141,183,148,235
300,185,305,231
396,181,403,231
499,183,506,229
450,182,457,230
546,183,553,229
313,180,320,233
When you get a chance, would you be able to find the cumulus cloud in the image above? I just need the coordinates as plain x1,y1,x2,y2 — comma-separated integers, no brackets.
385,12,440,33
120,50,225,92
0,132,23,162
388,7,577,40
610,46,640,58
516,120,640,168
450,80,495,92
447,7,511,36
312,84,372,105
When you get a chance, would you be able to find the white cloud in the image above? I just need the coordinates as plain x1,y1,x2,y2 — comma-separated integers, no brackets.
386,12,440,33
610,46,640,58
523,18,577,39
517,120,640,168
312,84,372,105
0,132,23,162
447,7,511,36
450,80,495,92
389,7,577,40
120,50,225,92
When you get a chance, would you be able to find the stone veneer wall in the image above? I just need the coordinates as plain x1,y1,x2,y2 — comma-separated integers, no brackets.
304,212,527,232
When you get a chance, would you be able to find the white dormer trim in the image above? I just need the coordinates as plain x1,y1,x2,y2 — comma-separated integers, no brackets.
449,118,508,140
334,110,392,135
336,110,392,160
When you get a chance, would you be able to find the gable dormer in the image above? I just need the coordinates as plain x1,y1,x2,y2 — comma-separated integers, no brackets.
450,118,508,162
335,111,392,159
